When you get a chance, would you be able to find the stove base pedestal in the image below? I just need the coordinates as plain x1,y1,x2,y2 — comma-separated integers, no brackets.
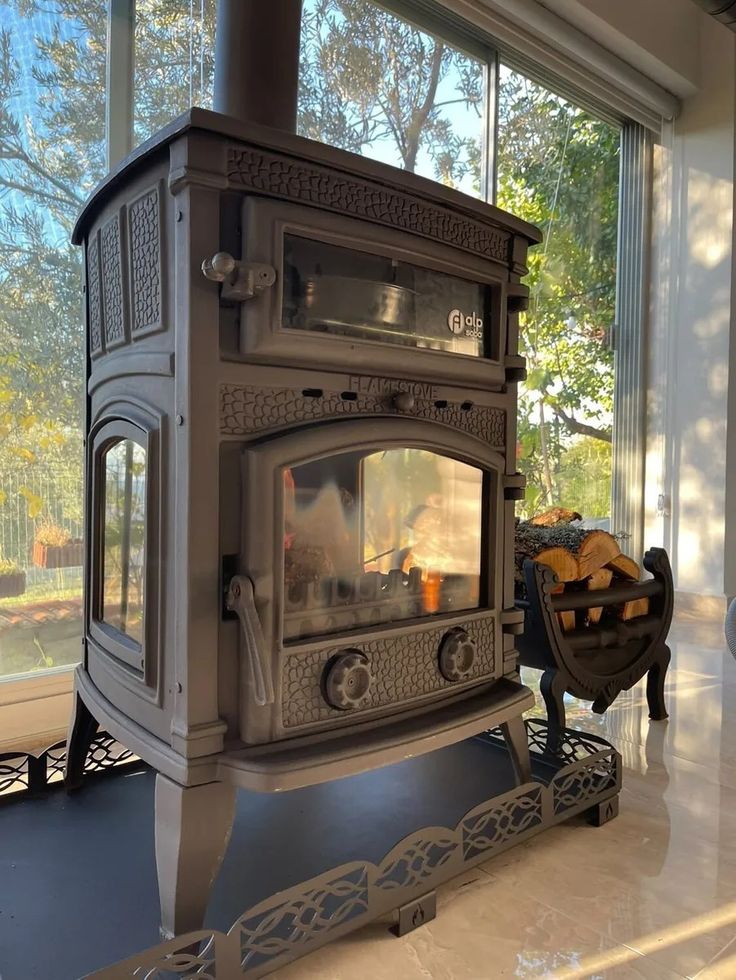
92,719,621,979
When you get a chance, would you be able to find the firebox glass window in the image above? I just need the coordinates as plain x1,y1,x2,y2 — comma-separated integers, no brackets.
101,440,146,646
283,234,491,357
283,448,483,641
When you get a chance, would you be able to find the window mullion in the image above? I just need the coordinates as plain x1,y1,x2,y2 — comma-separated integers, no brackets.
484,51,499,205
611,121,652,560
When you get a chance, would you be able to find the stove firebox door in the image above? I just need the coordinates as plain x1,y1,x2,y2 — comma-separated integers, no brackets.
239,419,505,745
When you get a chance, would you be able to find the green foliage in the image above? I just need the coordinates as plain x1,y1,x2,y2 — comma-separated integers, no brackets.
554,438,612,519
0,0,619,564
299,0,483,189
298,7,619,518
0,1,213,545
497,70,618,517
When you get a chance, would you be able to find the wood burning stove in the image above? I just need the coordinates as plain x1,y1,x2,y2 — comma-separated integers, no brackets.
64,106,542,937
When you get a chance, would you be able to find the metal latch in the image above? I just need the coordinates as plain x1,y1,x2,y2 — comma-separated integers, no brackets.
201,251,276,302
225,575,275,706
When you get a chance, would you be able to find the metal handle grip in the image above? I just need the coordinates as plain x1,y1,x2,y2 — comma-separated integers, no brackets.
226,575,275,706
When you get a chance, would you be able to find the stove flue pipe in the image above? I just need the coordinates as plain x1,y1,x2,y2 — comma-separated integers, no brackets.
214,0,303,131
691,0,736,30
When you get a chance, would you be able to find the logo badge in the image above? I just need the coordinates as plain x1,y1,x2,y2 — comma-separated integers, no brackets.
447,309,483,339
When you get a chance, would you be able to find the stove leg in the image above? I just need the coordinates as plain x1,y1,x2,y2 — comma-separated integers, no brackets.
647,644,670,721
500,715,532,784
155,774,236,939
64,692,99,792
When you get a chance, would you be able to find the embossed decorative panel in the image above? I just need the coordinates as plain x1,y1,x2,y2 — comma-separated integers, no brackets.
100,213,126,348
87,232,103,357
226,146,510,264
220,384,506,446
282,615,496,728
128,186,162,335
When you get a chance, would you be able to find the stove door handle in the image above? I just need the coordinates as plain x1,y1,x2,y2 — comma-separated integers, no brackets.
226,575,275,706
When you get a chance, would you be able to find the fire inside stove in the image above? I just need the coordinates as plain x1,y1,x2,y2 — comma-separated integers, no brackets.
283,448,483,640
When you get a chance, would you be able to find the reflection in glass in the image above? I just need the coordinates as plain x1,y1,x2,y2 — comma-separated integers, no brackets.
283,235,490,357
283,448,483,640
102,440,146,645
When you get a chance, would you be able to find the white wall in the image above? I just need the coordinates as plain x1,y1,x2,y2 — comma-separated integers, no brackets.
539,0,701,96
528,1,736,600
645,16,736,600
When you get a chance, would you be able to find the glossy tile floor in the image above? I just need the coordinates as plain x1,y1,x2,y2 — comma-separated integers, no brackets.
278,611,736,979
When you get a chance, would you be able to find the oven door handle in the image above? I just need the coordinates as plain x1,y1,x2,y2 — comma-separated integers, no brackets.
226,575,275,706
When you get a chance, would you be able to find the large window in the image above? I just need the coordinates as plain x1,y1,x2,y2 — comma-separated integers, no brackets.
298,0,489,197
0,2,105,678
497,67,619,528
0,0,630,689
296,2,621,532
0,0,213,680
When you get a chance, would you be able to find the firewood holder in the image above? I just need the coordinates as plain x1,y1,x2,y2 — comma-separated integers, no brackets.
515,547,673,745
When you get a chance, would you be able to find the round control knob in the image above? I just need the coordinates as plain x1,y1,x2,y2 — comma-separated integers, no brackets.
323,651,373,710
438,628,476,682
392,390,416,412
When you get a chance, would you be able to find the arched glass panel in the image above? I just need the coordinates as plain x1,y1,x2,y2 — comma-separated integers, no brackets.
283,447,483,640
101,439,147,645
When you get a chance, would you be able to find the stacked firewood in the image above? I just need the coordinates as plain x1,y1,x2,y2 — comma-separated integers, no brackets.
515,509,648,631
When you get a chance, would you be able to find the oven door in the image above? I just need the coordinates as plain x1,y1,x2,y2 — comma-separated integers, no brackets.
236,197,508,390
236,418,505,745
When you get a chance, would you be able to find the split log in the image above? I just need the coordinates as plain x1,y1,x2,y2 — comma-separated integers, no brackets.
620,597,650,621
535,547,580,583
577,530,621,579
586,568,614,624
515,519,649,623
606,553,640,581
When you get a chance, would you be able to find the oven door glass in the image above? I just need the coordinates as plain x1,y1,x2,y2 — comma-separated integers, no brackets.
282,234,491,357
283,448,483,641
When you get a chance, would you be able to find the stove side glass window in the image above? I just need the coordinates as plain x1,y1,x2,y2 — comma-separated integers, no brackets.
283,448,483,641
282,235,492,358
101,439,146,646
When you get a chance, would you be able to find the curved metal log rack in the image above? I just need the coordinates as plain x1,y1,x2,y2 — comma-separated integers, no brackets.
516,547,673,745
